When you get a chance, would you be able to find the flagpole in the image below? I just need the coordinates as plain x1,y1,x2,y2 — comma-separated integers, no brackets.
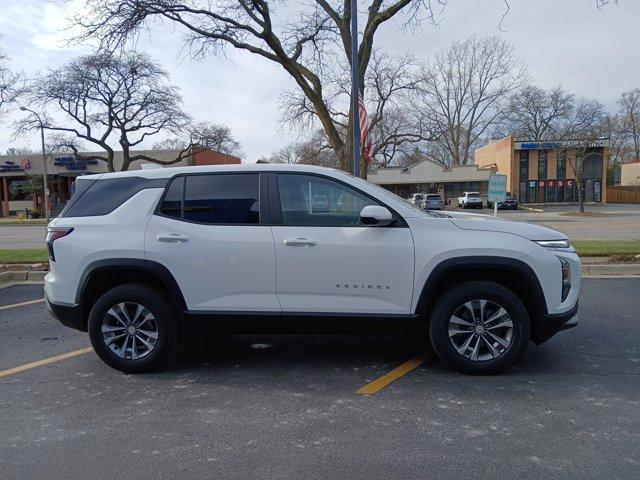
350,0,361,178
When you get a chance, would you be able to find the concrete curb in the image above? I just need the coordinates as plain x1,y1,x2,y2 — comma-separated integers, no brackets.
0,270,47,289
581,264,640,276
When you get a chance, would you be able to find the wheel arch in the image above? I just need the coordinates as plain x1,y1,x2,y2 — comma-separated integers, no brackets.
76,259,187,329
415,256,548,341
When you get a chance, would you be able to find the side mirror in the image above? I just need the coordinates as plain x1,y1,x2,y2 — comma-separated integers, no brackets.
360,205,395,226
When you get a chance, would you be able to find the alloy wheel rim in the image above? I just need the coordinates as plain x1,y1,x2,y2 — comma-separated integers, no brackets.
448,299,514,362
101,302,158,360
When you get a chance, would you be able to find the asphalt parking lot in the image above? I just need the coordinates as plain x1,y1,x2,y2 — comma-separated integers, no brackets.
1,279,639,479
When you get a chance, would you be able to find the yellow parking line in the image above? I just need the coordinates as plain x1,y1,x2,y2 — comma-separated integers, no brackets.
356,352,428,395
0,298,45,311
0,347,93,379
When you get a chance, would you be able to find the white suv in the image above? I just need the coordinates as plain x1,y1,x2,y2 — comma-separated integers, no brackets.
45,164,580,374
458,191,483,209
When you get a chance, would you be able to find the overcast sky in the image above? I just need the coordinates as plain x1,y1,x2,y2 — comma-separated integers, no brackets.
0,0,638,161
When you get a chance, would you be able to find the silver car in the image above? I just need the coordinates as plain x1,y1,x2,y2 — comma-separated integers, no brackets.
424,194,443,210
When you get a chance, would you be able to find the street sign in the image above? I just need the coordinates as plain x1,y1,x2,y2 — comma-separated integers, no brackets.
488,174,507,203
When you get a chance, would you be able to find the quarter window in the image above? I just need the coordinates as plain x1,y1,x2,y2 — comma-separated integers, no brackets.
276,174,380,226
160,177,183,219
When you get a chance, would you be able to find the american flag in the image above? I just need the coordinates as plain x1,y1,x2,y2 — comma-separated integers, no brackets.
358,93,373,163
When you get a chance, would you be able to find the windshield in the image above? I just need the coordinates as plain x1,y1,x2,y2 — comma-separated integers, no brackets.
426,195,441,199
468,193,481,198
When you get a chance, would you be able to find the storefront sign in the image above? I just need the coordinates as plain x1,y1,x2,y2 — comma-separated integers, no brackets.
0,161,23,172
515,139,609,150
20,159,31,169
54,156,99,171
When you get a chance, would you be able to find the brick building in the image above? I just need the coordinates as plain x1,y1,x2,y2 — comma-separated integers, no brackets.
0,148,241,217
475,135,609,204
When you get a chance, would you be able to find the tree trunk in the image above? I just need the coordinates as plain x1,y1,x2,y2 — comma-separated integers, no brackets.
577,179,584,213
106,151,115,172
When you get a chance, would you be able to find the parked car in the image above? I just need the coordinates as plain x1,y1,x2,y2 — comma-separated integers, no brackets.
487,192,519,210
46,164,580,375
408,193,426,209
424,194,444,210
458,191,483,209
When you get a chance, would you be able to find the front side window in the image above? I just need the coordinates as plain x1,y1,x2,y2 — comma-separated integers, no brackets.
276,174,381,226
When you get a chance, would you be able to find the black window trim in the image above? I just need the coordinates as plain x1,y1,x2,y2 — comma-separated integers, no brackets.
154,171,268,226
268,171,408,228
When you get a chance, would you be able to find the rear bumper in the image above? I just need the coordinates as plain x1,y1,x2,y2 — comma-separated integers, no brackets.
533,302,578,344
45,296,86,332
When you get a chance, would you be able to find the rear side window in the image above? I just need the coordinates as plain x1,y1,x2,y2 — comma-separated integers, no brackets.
159,173,260,225
61,177,167,218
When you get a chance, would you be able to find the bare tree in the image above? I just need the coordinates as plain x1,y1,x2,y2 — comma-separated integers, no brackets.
153,121,243,158
615,87,640,161
413,36,526,166
281,51,436,171
496,82,606,146
5,146,35,156
266,130,338,166
499,84,574,140
18,52,191,171
566,131,607,213
0,42,24,113
73,0,450,175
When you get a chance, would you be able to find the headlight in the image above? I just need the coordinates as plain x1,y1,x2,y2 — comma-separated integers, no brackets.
536,240,570,249
558,256,571,302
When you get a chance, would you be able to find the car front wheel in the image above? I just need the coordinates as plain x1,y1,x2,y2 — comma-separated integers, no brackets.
88,283,180,373
429,281,530,374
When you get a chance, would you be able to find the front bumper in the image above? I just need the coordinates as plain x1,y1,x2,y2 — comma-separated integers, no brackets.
45,295,86,332
533,302,578,344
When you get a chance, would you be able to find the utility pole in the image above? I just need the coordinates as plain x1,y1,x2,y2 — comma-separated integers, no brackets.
350,0,361,178
20,107,50,222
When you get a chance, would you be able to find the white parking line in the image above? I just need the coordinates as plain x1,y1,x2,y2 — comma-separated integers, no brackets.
0,298,45,311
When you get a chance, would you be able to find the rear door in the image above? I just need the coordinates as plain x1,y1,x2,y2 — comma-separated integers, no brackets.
269,172,414,317
145,172,279,312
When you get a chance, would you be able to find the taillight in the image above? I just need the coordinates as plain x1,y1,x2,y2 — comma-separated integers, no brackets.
46,227,74,262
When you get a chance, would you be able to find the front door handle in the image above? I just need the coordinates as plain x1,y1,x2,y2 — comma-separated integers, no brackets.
157,233,189,243
283,238,317,247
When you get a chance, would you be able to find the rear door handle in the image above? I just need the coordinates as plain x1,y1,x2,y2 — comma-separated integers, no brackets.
283,238,317,247
157,233,189,243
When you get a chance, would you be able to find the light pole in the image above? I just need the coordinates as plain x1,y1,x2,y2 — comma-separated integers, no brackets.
350,0,361,178
20,106,50,222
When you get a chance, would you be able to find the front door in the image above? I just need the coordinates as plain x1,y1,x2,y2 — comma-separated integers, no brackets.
270,173,415,316
145,172,279,312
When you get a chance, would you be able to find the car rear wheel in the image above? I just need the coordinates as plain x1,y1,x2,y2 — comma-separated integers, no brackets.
88,283,179,373
429,281,530,374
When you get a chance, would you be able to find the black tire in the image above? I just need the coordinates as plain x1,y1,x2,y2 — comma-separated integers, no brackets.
429,281,530,374
88,283,180,373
